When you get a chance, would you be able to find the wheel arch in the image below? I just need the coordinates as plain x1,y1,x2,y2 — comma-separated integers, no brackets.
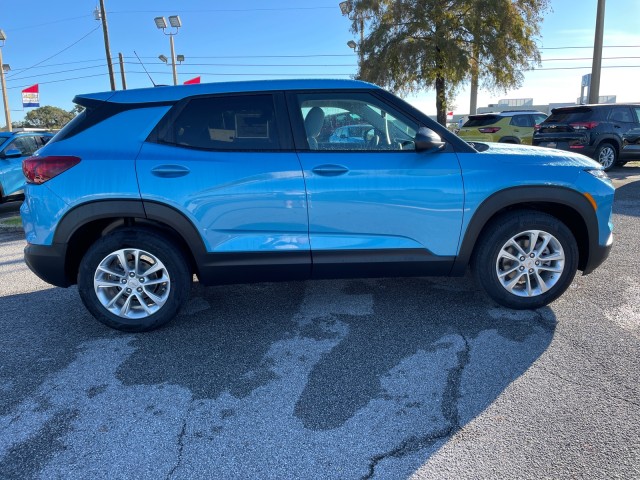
452,186,598,276
53,200,206,285
595,137,621,155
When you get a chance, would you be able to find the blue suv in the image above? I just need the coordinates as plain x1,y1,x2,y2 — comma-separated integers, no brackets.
20,79,614,331
0,131,53,201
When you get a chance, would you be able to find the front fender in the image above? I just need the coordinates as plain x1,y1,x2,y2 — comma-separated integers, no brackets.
451,186,599,275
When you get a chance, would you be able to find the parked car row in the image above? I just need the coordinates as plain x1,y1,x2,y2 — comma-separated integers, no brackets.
20,79,614,332
457,103,640,171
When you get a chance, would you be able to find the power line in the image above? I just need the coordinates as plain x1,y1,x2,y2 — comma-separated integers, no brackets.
108,6,337,13
8,65,107,82
6,26,101,80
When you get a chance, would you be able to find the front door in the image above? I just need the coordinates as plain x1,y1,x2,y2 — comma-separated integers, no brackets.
289,91,465,277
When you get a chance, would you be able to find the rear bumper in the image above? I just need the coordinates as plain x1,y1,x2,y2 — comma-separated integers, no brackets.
24,242,73,287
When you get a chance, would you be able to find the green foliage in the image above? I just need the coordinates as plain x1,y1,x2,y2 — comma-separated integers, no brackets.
348,0,549,124
23,105,76,129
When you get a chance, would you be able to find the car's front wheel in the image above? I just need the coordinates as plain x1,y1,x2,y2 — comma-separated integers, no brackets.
78,228,192,332
472,211,578,309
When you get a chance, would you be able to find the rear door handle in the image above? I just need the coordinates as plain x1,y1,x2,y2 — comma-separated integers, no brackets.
150,165,191,178
312,164,349,176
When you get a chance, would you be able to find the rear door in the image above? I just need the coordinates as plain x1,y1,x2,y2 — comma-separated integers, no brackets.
288,90,464,277
137,92,311,279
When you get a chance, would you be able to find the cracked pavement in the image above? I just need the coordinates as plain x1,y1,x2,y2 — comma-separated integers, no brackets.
1,165,639,479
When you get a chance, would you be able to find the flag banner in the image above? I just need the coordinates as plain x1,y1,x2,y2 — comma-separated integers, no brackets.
22,84,39,108
184,76,201,85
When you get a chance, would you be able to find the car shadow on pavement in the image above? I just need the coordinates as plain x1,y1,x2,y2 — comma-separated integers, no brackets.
1,275,556,479
613,177,640,217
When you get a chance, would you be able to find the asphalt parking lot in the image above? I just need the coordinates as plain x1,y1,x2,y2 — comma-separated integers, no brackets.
0,165,638,479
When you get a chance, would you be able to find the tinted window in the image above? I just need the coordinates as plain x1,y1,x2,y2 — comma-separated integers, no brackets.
608,107,634,123
633,107,640,123
545,108,599,124
463,115,500,127
157,94,280,151
510,115,531,127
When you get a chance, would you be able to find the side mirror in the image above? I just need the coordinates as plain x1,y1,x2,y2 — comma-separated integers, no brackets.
2,148,22,159
415,127,445,153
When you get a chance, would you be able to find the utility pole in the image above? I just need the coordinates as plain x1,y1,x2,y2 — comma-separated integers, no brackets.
119,53,127,90
588,0,606,104
0,30,11,132
98,0,116,90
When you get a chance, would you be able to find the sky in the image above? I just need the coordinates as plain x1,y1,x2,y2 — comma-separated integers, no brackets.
1,0,639,122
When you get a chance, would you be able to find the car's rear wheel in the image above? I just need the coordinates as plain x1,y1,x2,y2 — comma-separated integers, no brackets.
472,211,578,309
595,143,617,171
78,228,192,332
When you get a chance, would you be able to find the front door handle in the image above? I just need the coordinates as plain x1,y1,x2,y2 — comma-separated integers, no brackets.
150,165,191,178
312,164,349,176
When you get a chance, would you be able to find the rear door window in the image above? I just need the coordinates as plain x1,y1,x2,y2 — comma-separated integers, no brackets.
155,94,283,151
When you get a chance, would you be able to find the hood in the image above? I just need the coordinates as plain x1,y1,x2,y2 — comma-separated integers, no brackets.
474,142,601,169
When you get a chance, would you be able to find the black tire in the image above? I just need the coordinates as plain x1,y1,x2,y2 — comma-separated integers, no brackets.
78,228,192,332
594,143,617,171
471,211,578,310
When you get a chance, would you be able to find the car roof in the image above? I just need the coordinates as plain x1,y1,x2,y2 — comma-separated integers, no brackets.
552,103,640,111
0,131,53,138
75,78,381,105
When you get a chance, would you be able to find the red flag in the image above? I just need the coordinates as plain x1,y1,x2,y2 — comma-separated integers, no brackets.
184,76,201,85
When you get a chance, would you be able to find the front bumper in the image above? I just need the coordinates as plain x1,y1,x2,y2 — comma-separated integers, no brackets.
583,232,613,275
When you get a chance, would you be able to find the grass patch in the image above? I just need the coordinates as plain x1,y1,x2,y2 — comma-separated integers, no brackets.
0,216,21,227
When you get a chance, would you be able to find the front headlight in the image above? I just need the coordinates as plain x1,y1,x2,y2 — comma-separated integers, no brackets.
584,168,609,180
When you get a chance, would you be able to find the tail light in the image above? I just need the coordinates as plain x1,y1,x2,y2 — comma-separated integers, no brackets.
23,156,81,185
570,121,599,130
478,127,501,134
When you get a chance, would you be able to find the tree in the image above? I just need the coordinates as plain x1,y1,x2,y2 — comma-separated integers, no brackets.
348,0,549,125
23,106,75,129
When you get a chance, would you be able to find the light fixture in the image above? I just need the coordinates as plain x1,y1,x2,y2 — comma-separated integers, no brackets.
158,54,168,63
176,54,185,63
0,30,6,42
347,40,357,50
168,15,182,28
339,1,351,15
2,64,9,72
154,16,168,29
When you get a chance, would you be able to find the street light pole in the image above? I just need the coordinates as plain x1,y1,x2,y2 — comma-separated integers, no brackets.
154,16,182,86
588,0,606,104
0,30,12,132
169,34,178,86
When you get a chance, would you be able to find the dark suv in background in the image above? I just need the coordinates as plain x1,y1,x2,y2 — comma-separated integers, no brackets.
533,104,640,171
